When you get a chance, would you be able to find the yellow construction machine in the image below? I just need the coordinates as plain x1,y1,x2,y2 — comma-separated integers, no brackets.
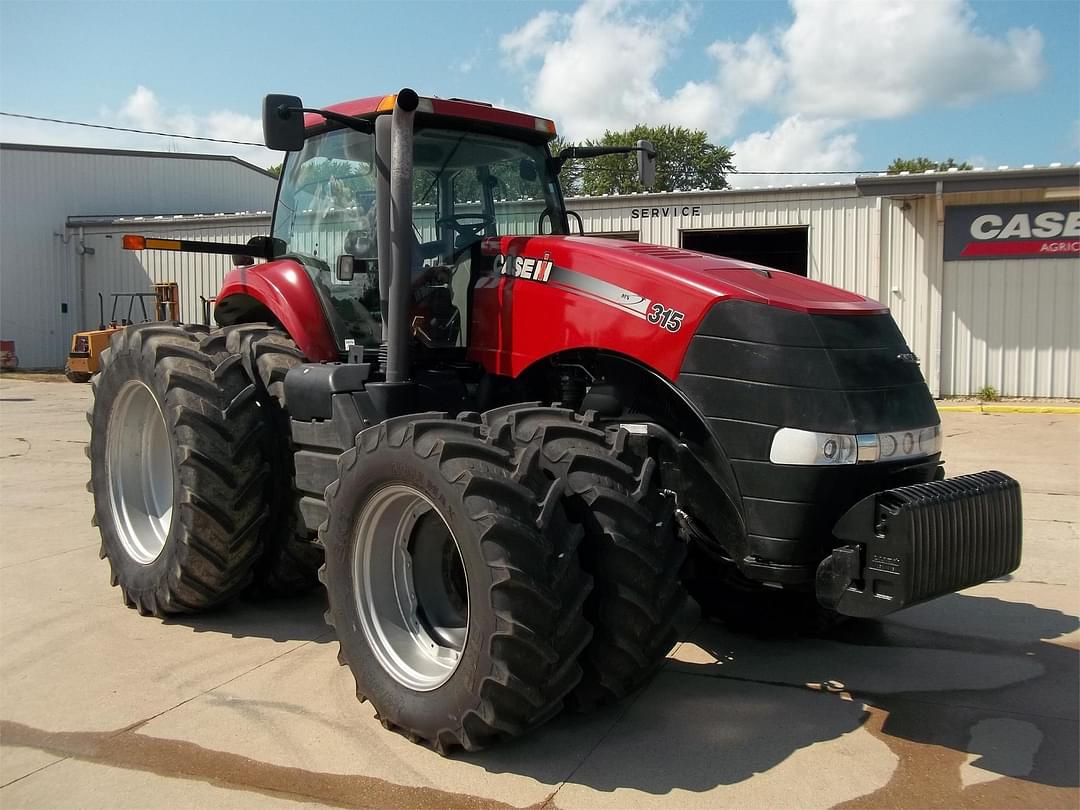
65,282,179,383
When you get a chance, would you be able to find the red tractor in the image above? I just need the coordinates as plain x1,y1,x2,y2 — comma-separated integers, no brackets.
87,89,1022,753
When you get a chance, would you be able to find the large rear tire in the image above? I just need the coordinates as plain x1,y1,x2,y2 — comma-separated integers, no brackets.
320,414,593,753
201,324,322,596
87,323,268,615
483,405,686,710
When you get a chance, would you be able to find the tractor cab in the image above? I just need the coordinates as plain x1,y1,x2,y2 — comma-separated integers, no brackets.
269,115,569,354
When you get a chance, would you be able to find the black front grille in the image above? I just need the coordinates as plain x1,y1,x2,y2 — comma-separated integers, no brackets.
880,471,1022,602
676,299,941,572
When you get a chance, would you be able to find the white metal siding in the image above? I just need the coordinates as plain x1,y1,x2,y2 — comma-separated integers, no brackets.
0,147,276,367
79,217,271,328
941,257,1079,397
568,189,883,300
7,159,1075,397
878,197,940,396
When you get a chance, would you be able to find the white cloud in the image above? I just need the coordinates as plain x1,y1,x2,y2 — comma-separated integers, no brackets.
708,33,785,105
729,116,861,188
778,0,1044,119
502,0,1047,177
0,86,274,169
709,0,1045,121
499,0,740,140
500,10,563,68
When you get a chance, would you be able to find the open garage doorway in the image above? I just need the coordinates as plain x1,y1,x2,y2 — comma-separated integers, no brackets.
681,226,809,276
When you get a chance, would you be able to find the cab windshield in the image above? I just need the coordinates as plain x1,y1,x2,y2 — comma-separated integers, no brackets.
271,124,566,350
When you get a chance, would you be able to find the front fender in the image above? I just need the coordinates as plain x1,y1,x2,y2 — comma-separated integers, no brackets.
215,260,339,361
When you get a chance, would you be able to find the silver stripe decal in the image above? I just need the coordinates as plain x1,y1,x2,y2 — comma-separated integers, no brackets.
547,267,650,319
481,262,652,320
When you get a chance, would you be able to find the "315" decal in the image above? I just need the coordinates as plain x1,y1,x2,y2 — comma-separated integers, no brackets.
646,302,684,332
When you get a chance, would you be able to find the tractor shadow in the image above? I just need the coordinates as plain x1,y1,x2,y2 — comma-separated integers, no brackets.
167,587,1078,798
164,589,334,644
468,592,1078,796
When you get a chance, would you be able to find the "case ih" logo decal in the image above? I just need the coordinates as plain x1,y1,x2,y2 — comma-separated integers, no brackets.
494,253,554,282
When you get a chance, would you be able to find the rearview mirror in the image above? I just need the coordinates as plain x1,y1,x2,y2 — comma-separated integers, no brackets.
336,255,356,282
263,94,306,152
232,235,283,265
636,140,656,189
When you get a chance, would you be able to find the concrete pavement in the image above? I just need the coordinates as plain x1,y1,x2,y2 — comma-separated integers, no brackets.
1,377,1077,809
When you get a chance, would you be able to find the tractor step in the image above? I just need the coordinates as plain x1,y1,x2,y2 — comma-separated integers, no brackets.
286,363,384,533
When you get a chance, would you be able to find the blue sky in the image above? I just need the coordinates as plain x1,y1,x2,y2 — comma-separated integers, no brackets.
1,0,1077,186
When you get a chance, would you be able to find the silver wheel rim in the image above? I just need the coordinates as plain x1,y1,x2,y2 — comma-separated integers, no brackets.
106,381,174,564
353,485,469,691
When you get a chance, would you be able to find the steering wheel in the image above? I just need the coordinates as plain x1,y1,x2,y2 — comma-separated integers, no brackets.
436,213,497,240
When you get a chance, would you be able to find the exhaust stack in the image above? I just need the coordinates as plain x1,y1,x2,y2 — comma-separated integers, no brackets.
385,88,419,384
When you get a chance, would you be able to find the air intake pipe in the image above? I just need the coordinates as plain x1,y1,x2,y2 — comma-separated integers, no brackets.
385,88,419,384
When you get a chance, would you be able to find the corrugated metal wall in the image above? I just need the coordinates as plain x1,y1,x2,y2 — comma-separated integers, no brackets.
10,158,1075,397
941,257,1078,398
0,146,276,368
79,216,271,328
934,188,1079,396
569,188,883,299
878,196,940,398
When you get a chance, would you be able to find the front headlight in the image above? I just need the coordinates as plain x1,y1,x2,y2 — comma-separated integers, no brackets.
770,424,942,466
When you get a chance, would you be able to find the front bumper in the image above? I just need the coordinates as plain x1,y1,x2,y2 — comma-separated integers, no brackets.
816,471,1022,618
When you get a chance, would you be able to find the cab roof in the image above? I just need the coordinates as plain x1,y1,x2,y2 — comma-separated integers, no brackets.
303,94,557,139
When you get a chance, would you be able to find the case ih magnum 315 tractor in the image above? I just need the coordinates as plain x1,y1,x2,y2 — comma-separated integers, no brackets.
87,89,1022,752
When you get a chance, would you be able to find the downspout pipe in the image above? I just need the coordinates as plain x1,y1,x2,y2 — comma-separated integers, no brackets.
385,88,419,384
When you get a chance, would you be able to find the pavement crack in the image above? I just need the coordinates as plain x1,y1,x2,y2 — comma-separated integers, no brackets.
0,755,66,789
539,684,653,809
0,543,100,570
1,437,30,458
123,638,321,735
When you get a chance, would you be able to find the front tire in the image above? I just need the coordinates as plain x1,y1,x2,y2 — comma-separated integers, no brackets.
321,414,593,753
87,323,268,615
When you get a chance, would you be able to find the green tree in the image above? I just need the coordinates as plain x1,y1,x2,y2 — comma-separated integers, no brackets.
887,156,973,174
267,163,283,178
555,125,735,196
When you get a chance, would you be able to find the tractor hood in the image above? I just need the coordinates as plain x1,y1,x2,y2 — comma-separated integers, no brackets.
480,235,886,316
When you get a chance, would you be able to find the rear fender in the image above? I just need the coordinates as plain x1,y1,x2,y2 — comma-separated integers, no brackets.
215,260,339,361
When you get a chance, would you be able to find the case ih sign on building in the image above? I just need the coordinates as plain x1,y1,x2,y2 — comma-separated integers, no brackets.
945,202,1080,260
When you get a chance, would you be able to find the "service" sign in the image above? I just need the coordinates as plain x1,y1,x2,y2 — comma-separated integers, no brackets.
944,202,1080,261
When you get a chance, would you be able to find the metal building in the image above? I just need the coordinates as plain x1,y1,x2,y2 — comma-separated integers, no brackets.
11,153,1078,399
0,144,276,368
565,166,1079,398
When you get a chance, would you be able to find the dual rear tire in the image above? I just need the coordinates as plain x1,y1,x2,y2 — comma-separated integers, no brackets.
321,406,687,752
88,328,689,750
321,414,593,752
87,323,268,615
